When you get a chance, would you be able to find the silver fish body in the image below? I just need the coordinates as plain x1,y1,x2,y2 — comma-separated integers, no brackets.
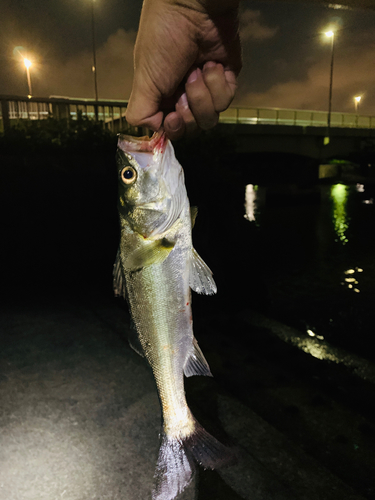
114,131,233,500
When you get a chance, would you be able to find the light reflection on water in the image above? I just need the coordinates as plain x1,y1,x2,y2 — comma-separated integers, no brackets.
330,183,349,244
341,267,363,294
243,310,375,384
244,184,258,222
244,183,354,245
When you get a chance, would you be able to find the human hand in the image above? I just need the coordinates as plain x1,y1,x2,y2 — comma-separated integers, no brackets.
125,0,242,140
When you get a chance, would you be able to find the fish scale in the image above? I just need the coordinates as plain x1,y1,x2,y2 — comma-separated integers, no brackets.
127,211,192,436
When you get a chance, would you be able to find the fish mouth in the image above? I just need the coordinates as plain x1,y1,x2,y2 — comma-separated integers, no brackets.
118,129,166,154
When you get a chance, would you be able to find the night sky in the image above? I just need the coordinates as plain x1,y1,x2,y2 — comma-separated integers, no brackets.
0,0,374,114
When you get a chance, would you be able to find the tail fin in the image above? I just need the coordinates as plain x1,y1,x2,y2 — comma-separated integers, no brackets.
152,434,194,500
152,419,236,500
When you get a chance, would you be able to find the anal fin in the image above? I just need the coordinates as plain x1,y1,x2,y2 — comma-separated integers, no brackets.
184,338,212,377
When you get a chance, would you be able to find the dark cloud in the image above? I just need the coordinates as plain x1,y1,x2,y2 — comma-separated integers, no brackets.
36,29,136,100
235,1,375,114
0,0,141,96
240,9,279,42
235,41,375,114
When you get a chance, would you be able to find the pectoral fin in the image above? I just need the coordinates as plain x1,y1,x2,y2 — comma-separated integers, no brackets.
184,337,212,377
123,238,175,271
113,249,126,299
189,248,217,295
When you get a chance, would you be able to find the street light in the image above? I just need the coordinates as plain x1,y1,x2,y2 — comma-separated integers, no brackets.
91,0,98,102
354,95,361,113
23,58,32,97
325,30,335,133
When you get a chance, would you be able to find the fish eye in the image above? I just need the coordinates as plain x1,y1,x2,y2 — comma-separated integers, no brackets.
120,166,137,185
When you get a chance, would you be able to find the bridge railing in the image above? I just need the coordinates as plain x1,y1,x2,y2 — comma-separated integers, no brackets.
0,95,135,134
1,95,374,132
218,106,375,129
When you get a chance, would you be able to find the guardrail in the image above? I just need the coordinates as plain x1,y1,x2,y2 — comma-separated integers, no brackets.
1,95,374,132
219,106,375,129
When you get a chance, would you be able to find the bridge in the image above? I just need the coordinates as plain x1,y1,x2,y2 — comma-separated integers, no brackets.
1,94,375,159
0,95,131,134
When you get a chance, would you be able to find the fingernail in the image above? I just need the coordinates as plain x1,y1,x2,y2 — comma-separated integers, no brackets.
187,69,198,84
203,61,216,71
178,93,188,108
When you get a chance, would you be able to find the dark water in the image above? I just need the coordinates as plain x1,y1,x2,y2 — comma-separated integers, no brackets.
239,181,375,362
179,140,375,365
1,150,375,364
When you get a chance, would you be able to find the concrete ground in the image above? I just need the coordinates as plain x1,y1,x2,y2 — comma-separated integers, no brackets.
1,287,374,500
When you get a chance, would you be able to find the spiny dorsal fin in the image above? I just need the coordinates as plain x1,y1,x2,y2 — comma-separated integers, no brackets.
189,248,217,295
190,206,198,229
184,337,212,377
113,249,126,299
123,238,175,271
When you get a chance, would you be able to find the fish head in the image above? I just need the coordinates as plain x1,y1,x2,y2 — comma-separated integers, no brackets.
116,130,186,238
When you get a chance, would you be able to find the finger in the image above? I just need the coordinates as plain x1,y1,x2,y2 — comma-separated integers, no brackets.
125,85,164,131
125,109,164,132
175,93,198,136
202,62,237,113
164,93,198,140
164,112,185,141
185,68,219,130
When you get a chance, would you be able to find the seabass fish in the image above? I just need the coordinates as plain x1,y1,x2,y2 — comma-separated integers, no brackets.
113,131,233,500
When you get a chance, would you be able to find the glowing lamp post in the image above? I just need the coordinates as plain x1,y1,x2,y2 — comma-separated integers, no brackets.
91,0,98,102
24,58,32,97
325,30,335,132
354,96,361,113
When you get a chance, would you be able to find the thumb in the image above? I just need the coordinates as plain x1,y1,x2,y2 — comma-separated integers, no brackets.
125,80,164,131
